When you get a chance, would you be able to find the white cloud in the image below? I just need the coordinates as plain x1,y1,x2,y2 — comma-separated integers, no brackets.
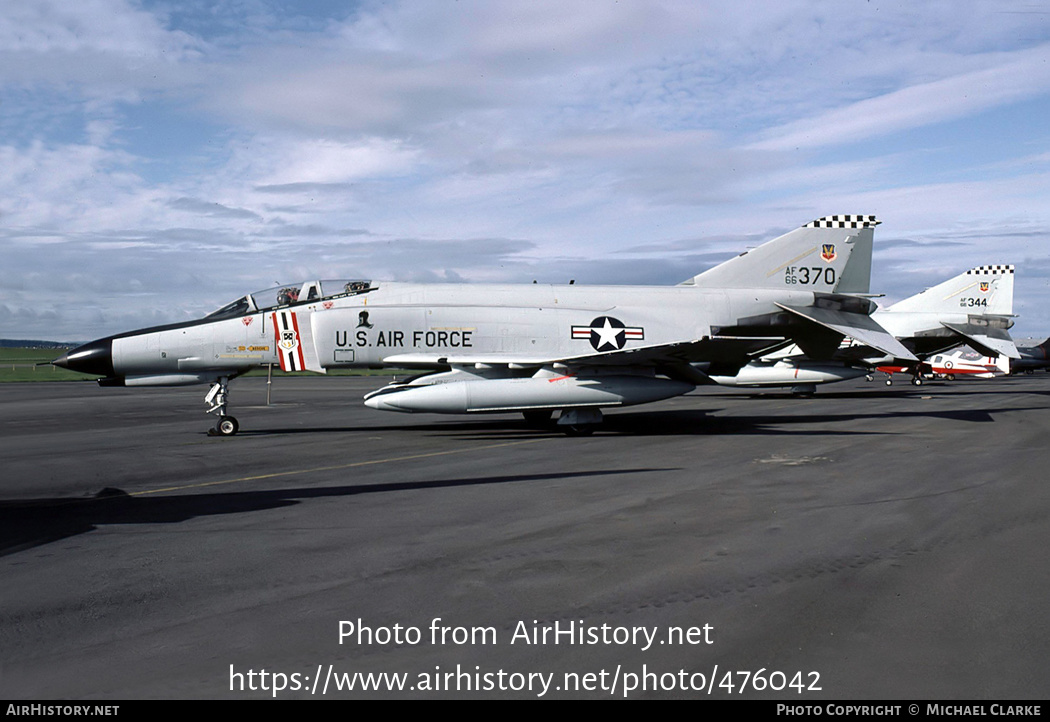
0,141,147,229
0,0,202,93
5,1,1050,339
254,138,423,187
750,45,1050,151
0,0,190,56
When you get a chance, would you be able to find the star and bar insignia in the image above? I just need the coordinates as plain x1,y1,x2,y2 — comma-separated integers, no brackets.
571,316,644,352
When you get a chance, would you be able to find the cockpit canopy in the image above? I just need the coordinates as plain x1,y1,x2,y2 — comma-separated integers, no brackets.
205,279,374,320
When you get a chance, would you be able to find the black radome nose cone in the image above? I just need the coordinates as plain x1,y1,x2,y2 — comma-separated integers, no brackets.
52,338,114,377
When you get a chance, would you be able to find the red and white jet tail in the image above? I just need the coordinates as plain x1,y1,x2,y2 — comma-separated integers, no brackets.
929,347,1009,380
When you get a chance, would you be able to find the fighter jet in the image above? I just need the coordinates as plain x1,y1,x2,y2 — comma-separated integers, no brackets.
53,215,914,435
1010,338,1050,374
711,264,1019,392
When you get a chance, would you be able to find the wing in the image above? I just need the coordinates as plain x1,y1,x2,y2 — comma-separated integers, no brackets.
939,322,1020,359
774,302,918,362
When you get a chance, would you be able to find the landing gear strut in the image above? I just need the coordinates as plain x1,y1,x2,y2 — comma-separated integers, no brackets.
205,376,239,436
556,408,602,436
522,409,554,428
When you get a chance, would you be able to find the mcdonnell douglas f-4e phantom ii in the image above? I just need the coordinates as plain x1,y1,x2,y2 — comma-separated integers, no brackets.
53,215,915,435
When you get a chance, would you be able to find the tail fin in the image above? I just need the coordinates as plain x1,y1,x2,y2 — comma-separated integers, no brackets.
995,352,1010,375
887,265,1015,316
683,215,877,293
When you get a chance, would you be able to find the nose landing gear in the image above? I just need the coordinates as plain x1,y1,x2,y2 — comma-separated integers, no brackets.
205,376,239,436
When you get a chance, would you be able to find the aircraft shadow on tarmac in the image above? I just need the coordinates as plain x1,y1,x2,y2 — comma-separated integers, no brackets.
710,381,1050,401
239,399,1041,439
591,404,1038,435
0,467,675,557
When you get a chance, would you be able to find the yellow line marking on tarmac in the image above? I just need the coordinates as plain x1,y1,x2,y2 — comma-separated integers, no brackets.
130,438,550,496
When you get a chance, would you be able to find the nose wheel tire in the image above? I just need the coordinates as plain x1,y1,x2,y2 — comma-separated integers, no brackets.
209,415,239,436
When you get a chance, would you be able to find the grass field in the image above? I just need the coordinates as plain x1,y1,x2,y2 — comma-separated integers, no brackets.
0,348,84,382
0,347,401,382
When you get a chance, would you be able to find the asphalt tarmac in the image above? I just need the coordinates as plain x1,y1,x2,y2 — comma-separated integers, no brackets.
1,374,1048,700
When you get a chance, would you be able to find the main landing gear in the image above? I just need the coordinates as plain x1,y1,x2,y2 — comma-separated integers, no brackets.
870,373,924,387
520,408,603,435
205,376,239,436
555,408,603,436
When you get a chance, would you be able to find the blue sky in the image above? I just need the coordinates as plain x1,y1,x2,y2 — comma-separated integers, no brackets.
2,0,1050,341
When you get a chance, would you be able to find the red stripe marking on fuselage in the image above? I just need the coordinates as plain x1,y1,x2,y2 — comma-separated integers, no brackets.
273,313,288,371
289,311,306,369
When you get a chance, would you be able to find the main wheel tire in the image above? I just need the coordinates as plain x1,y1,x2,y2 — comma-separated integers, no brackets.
216,416,239,436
